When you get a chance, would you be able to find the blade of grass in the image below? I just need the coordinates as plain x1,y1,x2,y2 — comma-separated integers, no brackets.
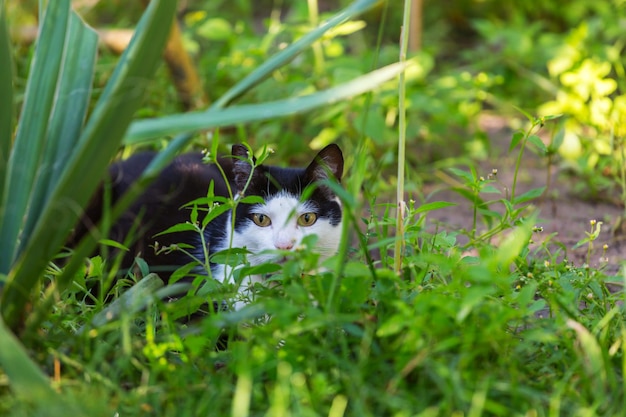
0,0,70,274
0,0,13,194
2,0,177,330
394,0,411,274
0,315,80,413
212,0,381,108
125,61,410,144
24,133,195,337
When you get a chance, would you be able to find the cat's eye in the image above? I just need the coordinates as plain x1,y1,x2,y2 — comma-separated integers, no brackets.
252,213,272,227
297,212,317,227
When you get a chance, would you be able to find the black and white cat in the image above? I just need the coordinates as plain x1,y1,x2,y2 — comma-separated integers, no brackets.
73,144,344,308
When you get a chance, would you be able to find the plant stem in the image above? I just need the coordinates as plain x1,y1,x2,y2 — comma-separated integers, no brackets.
394,0,411,274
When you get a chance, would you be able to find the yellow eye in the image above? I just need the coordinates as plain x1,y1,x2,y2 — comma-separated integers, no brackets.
297,212,317,227
252,213,272,227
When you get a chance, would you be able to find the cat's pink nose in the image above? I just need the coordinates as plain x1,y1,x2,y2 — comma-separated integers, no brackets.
275,241,294,250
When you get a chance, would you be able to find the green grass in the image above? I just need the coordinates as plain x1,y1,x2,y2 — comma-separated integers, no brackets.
2,0,626,416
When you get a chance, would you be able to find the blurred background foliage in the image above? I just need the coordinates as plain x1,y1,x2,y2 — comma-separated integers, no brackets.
6,0,626,196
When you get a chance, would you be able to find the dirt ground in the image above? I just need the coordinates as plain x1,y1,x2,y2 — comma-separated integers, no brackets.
422,115,625,277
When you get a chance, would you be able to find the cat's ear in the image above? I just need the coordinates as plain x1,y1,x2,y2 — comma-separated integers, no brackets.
306,144,344,183
231,144,257,192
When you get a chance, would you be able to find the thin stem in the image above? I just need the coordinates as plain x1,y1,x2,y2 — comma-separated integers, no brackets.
394,0,411,274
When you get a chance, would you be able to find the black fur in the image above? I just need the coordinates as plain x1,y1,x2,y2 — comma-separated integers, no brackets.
71,144,343,281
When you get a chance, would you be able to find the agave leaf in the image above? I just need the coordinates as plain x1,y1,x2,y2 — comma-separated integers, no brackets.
0,0,12,192
19,12,98,254
0,0,70,274
125,61,409,144
2,0,177,330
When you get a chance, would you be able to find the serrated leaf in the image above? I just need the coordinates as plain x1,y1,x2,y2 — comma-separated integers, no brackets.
512,187,546,205
550,127,565,152
509,131,525,153
448,167,475,184
527,134,547,154
238,195,265,205
210,248,251,266
413,201,457,214
451,187,485,206
480,184,502,194
202,203,231,229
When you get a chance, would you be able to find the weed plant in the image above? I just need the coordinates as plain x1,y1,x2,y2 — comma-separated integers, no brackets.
2,1,626,416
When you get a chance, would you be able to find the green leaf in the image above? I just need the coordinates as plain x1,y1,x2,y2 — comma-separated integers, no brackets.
19,12,99,254
511,186,546,205
0,314,79,413
413,201,457,214
155,222,199,236
513,105,534,123
448,167,475,184
0,0,13,195
98,239,130,251
0,0,70,274
81,274,165,331
566,319,606,385
508,131,525,153
124,61,410,144
491,213,537,270
239,263,282,277
527,134,547,154
549,127,565,152
2,0,177,330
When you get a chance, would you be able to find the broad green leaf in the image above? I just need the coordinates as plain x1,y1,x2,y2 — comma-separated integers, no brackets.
0,0,70,274
125,61,410,144
0,0,13,195
2,0,177,329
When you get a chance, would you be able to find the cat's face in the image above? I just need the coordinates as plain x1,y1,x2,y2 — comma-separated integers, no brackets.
229,144,344,266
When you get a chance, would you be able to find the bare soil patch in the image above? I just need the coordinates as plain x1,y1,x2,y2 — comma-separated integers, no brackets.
423,115,625,276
